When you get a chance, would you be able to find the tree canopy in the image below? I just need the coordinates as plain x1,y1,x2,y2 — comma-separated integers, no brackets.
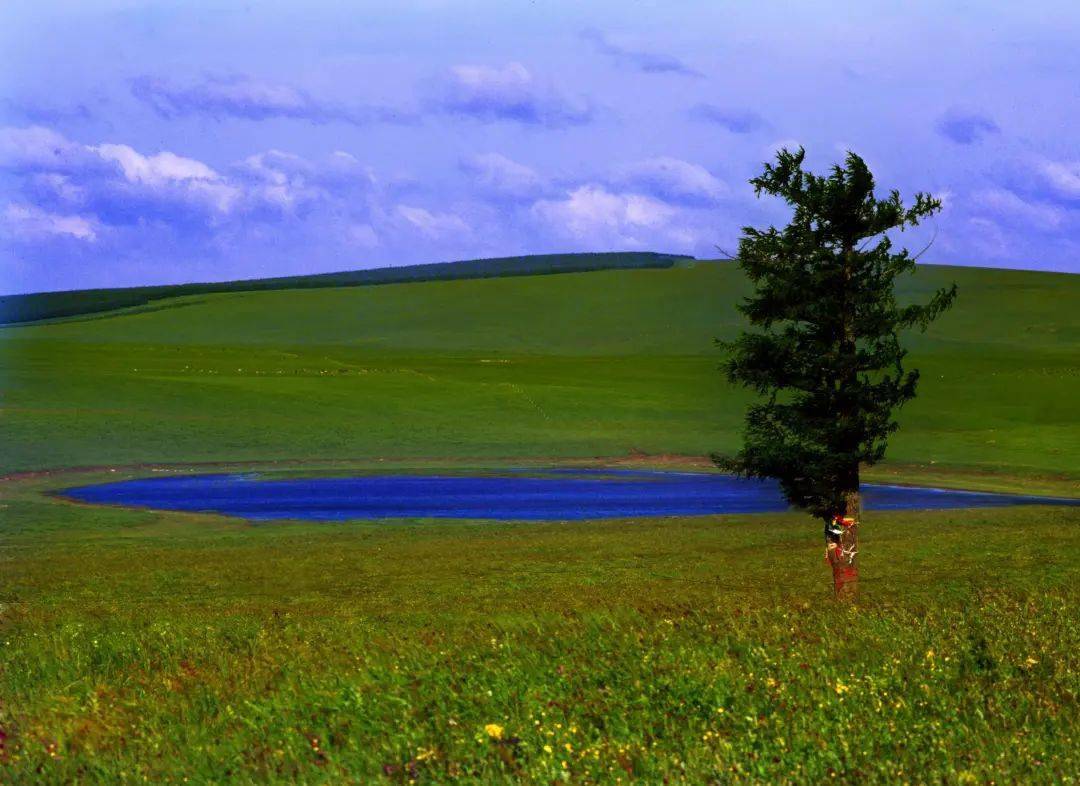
717,148,957,520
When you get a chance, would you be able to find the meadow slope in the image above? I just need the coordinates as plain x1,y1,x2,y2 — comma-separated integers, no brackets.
1,262,1077,489
2,260,1079,783
1,472,1078,784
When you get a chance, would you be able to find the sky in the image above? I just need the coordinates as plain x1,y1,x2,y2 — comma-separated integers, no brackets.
2,0,1079,294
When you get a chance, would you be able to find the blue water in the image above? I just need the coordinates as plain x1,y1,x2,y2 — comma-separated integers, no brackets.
60,470,1079,521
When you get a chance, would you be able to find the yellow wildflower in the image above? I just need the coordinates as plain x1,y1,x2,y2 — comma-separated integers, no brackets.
484,723,504,740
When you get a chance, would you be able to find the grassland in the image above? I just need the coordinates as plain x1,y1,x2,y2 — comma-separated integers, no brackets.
0,252,688,325
2,468,1078,784
1,260,1078,783
1,262,1077,491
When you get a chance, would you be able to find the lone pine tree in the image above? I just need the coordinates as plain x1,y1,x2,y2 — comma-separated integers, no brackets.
717,148,957,597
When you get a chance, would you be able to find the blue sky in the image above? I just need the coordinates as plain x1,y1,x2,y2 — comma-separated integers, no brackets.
2,0,1079,294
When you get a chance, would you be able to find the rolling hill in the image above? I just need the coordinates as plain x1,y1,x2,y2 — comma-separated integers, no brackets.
1,257,1077,488
3,255,1078,784
0,251,691,325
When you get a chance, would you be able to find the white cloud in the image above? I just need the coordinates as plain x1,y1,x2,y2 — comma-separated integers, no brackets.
4,203,98,241
397,205,471,239
238,149,371,185
0,125,104,174
617,157,726,205
460,152,544,200
94,143,220,185
238,150,313,185
966,216,1009,258
974,188,1063,231
347,223,379,248
234,150,326,213
27,173,86,205
3,128,242,215
581,28,702,78
1,125,386,241
91,143,238,214
232,149,376,214
532,184,680,246
0,125,72,164
1039,159,1080,197
452,62,529,93
130,74,412,126
433,63,592,127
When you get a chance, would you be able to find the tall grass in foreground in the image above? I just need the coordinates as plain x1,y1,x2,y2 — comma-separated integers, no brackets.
3,595,1077,784
1,486,1077,784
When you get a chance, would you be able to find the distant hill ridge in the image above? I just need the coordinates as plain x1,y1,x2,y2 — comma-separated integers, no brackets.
0,251,696,326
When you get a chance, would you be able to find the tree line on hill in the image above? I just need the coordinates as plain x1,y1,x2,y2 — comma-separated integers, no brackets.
0,251,696,326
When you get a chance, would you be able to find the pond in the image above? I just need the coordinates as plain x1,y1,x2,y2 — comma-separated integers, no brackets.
60,469,1079,521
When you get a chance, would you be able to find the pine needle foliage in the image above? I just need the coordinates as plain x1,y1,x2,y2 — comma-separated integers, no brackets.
717,148,957,520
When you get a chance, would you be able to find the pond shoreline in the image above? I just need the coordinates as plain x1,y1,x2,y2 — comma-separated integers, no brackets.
58,470,1080,522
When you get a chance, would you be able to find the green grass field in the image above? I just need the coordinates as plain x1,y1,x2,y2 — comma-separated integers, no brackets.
2,471,1078,783
2,259,1078,783
2,262,1078,489
0,252,688,325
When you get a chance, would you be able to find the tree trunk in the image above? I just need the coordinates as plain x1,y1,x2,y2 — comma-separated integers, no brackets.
829,240,860,599
826,491,860,598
